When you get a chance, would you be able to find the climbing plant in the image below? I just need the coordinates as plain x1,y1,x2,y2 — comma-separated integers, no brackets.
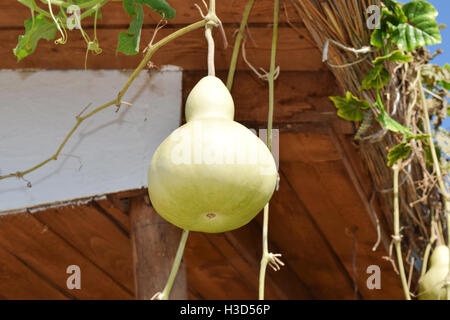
328,0,449,300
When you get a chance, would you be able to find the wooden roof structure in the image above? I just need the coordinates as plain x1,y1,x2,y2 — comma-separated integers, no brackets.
0,0,404,299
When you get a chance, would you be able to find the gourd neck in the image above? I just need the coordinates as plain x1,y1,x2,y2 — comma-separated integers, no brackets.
430,245,450,267
185,76,234,122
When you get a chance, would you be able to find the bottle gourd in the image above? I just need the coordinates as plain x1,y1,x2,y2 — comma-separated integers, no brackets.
418,245,450,300
148,76,278,233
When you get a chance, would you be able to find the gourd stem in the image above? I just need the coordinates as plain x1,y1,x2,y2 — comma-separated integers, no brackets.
393,163,411,300
205,0,217,76
226,0,256,91
205,28,215,76
160,229,190,300
418,75,450,300
258,0,279,301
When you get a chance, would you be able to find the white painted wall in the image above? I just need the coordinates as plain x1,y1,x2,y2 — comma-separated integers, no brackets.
0,67,182,214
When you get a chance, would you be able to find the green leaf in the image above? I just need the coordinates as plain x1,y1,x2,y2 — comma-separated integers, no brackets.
376,110,413,136
388,1,442,51
371,4,408,47
117,2,144,55
13,15,57,61
370,7,401,48
123,0,137,15
372,50,413,65
329,91,371,122
361,65,390,90
383,0,408,23
387,142,412,166
138,0,176,19
370,29,384,48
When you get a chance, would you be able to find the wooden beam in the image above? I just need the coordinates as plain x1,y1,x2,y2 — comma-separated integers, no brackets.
0,26,323,71
0,0,299,27
183,70,337,119
95,198,131,233
129,196,187,300
0,69,181,214
182,71,353,133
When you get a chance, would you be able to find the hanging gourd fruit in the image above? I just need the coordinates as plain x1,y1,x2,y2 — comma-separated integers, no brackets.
148,76,278,233
418,245,450,300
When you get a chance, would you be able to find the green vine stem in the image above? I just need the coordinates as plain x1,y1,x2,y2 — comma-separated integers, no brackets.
0,19,206,182
155,229,190,300
259,203,270,299
419,75,450,299
226,0,255,91
377,83,410,299
421,218,437,278
392,162,412,300
259,0,279,300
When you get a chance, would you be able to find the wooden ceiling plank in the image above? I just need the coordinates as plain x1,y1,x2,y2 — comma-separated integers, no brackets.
224,219,314,299
0,0,298,28
0,245,70,299
304,160,402,299
280,161,369,299
0,26,324,71
33,204,135,293
280,132,403,299
265,170,358,299
279,132,341,163
95,198,131,234
204,222,314,300
185,231,260,300
202,232,265,299
327,126,392,252
0,212,133,299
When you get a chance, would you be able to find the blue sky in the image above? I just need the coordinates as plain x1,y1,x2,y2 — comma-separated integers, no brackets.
427,0,450,128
